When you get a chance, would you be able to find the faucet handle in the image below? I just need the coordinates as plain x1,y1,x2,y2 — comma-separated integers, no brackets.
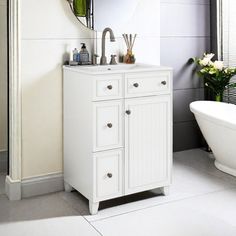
110,55,117,65
92,54,99,65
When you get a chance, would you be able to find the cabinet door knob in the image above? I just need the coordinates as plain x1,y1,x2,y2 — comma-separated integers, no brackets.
107,123,113,128
107,173,113,178
161,81,167,85
133,83,139,88
107,85,113,90
126,110,131,115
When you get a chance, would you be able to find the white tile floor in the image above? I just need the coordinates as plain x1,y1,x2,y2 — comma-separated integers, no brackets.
0,149,236,236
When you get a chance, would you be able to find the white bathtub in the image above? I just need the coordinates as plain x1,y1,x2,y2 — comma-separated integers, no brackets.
190,101,236,176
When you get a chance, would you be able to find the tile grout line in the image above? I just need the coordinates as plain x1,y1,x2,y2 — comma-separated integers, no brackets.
43,192,103,235
82,216,104,236
88,187,236,223
57,192,103,235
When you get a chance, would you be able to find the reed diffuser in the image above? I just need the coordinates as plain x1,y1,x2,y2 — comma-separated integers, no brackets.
122,34,137,64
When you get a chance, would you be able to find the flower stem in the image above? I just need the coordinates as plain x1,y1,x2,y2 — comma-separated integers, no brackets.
215,94,223,102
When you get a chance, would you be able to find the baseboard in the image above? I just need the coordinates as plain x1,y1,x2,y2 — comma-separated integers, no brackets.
21,173,64,198
5,175,21,200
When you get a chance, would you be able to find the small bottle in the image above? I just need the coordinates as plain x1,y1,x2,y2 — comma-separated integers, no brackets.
79,43,89,64
73,48,78,62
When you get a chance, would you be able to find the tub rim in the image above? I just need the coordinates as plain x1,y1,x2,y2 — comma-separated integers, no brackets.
190,100,236,131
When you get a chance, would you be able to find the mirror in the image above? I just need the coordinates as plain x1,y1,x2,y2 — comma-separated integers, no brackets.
67,0,139,32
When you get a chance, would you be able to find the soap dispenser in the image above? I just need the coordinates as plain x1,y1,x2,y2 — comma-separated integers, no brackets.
79,43,89,64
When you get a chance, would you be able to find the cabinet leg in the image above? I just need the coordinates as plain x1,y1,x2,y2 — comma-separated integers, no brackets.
160,186,170,196
89,201,99,215
64,181,73,192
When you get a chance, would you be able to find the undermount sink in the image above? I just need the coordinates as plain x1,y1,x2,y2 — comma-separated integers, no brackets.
64,63,167,75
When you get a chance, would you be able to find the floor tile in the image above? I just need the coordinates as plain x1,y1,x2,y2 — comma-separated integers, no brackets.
85,149,236,222
92,189,236,236
0,193,79,223
0,216,101,236
174,149,236,185
0,148,236,236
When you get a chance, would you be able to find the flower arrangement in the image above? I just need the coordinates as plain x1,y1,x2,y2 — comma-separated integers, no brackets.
194,53,236,101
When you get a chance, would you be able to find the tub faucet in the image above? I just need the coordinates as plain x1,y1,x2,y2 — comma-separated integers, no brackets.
100,28,116,65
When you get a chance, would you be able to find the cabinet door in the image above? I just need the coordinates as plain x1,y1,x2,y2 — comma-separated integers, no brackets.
125,96,172,195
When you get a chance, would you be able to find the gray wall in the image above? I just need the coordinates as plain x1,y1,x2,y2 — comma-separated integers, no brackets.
160,0,211,152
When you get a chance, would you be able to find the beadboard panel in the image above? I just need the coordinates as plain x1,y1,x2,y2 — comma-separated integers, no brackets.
125,96,171,194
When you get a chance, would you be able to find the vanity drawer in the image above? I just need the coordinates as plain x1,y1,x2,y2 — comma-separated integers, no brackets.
125,72,170,98
93,75,123,101
93,100,123,152
93,150,123,201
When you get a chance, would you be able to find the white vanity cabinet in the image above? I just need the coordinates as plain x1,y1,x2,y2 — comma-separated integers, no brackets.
63,65,173,214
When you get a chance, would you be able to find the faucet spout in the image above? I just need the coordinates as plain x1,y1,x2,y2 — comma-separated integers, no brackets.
100,28,116,65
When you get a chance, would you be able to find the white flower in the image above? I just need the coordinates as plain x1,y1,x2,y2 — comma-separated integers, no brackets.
199,53,215,66
213,61,224,71
204,53,215,60
199,57,211,66
208,60,214,66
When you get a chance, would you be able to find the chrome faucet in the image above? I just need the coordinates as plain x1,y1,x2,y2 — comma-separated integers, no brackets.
100,28,116,65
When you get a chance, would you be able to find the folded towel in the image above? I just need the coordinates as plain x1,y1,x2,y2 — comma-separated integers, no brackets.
73,0,87,17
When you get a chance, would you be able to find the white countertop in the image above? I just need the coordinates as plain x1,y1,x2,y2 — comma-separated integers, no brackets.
63,63,173,75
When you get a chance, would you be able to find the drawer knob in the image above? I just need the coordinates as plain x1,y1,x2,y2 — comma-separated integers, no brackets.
161,81,167,85
107,123,113,128
126,110,131,115
133,83,139,88
107,85,113,90
107,173,113,178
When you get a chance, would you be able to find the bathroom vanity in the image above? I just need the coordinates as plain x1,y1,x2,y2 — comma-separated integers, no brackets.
63,64,173,214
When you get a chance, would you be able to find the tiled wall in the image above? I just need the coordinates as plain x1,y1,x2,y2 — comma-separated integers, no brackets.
160,0,211,151
20,0,95,178
20,0,160,179
0,0,8,152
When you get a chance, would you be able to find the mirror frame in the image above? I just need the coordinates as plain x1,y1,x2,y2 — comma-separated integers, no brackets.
66,0,95,30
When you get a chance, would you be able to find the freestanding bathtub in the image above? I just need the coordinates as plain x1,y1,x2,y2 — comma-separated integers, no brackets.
190,101,236,176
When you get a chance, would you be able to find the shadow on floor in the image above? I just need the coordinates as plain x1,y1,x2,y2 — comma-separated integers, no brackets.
0,188,163,223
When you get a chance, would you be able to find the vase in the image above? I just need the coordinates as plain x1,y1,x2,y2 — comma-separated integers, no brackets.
123,49,135,64
215,93,223,102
